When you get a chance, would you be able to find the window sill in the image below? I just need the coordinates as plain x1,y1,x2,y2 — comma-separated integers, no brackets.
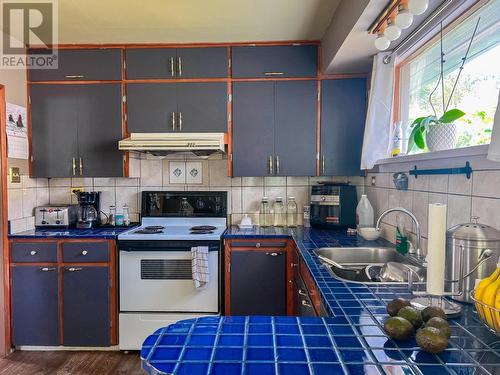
375,145,489,166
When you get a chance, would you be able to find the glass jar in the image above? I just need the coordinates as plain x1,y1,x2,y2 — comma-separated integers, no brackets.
286,197,298,227
273,197,285,227
123,204,130,226
259,197,270,227
109,205,116,226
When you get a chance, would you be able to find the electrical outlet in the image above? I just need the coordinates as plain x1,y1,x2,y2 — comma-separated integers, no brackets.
371,176,376,186
9,167,21,183
71,187,84,195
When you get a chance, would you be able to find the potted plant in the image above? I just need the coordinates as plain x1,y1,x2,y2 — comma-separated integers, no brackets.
407,19,480,153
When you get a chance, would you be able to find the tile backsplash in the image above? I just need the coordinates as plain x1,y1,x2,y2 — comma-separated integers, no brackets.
365,168,500,254
7,155,365,232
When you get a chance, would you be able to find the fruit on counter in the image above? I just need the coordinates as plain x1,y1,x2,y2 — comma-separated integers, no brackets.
397,306,423,328
425,317,451,338
474,264,500,321
416,327,448,353
479,271,500,329
421,306,447,322
386,298,411,317
384,316,414,340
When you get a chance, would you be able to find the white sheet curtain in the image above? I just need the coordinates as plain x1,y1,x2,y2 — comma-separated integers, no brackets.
360,52,395,170
487,90,500,162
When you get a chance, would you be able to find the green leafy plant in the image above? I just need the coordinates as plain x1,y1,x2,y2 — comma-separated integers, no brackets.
408,108,465,150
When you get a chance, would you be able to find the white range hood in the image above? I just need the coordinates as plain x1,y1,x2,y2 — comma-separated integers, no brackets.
118,133,226,156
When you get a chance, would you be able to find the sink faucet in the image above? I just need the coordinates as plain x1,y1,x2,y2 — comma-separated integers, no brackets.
376,207,423,260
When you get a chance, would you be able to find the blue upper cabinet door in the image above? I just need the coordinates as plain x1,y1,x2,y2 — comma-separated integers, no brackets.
126,83,178,133
176,82,228,132
126,48,177,79
62,266,110,346
176,47,229,78
232,82,275,176
275,80,317,176
29,49,122,81
12,266,59,346
320,78,367,176
232,45,317,78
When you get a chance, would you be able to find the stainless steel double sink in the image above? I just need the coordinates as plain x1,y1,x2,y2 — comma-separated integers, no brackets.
314,247,426,284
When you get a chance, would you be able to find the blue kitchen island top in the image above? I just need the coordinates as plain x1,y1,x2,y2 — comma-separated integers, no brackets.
8,224,138,239
142,226,499,374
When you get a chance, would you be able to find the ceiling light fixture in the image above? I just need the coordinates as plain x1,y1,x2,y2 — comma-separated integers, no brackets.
395,5,414,29
374,33,391,51
408,0,429,15
384,19,401,41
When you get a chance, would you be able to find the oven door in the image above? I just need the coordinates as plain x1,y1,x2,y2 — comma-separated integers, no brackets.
119,248,219,313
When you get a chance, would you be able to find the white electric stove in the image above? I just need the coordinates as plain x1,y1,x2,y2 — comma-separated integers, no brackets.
117,191,227,350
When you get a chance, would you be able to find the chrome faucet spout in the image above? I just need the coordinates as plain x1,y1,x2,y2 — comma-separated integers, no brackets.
376,207,422,258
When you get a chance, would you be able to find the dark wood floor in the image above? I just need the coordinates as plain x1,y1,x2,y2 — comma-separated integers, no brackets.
0,350,143,375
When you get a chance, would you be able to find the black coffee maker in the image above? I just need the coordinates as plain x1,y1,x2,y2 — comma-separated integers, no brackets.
76,192,101,229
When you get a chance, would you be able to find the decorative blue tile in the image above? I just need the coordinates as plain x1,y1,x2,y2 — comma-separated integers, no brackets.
176,362,209,375
221,324,245,334
339,349,372,363
188,334,216,346
158,334,187,346
193,325,219,334
182,348,213,361
275,324,300,334
148,362,176,374
328,325,355,335
247,348,275,361
149,347,182,361
370,349,405,362
249,324,273,334
218,335,244,347
308,348,338,362
211,362,242,375
214,347,243,361
312,363,344,374
244,362,276,375
277,348,307,362
278,363,310,375
302,325,329,335
247,335,273,347
332,336,363,348
345,364,381,375
304,335,333,348
277,335,303,347
363,335,392,348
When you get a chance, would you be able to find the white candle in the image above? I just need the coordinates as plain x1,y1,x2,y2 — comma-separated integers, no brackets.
426,203,447,295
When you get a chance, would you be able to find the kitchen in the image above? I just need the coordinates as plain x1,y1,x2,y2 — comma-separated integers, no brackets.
0,0,499,374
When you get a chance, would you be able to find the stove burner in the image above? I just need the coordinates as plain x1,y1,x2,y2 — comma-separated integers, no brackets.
190,225,217,231
190,230,214,234
145,225,165,230
134,228,164,234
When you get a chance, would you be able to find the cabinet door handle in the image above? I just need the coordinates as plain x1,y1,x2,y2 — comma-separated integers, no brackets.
265,252,282,256
79,157,83,176
67,267,83,272
178,112,183,131
291,263,298,268
268,155,273,175
322,155,325,174
169,57,175,77
30,250,38,256
40,267,56,272
72,157,76,176
301,300,312,308
264,72,284,76
65,75,85,79
177,57,182,77
276,155,280,175
81,250,88,256
298,289,308,296
171,112,176,131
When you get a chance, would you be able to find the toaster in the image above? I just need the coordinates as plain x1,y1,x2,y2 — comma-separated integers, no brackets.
35,205,79,228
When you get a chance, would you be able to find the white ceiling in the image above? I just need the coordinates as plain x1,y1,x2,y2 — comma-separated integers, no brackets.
56,0,341,44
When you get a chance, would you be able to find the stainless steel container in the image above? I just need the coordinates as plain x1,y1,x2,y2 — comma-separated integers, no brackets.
445,217,500,303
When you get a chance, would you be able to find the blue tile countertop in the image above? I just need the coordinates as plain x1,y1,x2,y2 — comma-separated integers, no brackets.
8,224,138,239
142,226,500,375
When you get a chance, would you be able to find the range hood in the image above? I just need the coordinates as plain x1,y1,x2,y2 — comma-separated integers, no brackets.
118,133,226,156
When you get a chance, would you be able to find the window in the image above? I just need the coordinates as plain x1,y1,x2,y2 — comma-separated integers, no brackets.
398,0,500,154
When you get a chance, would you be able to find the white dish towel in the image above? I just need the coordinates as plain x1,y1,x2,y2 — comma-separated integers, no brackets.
191,246,209,289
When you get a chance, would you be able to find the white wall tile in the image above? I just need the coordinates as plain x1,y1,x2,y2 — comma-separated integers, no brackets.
264,177,286,187
8,189,23,220
49,178,71,187
472,196,500,229
231,177,242,187
166,161,186,185
409,175,429,191
230,186,242,214
286,177,309,186
21,175,38,188
241,177,263,187
9,218,27,234
116,187,139,214
94,178,115,187
141,159,163,186
472,170,500,198
36,188,50,206
264,186,286,202
36,178,49,188
72,178,94,187
116,177,139,187
428,175,448,193
98,187,116,216
448,174,472,196
186,161,204,184
49,187,71,205
286,186,309,213
412,191,429,237
208,158,231,186
242,187,264,213
447,194,471,228
22,189,37,218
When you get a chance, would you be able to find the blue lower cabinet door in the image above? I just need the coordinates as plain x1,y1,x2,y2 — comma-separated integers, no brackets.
12,266,60,346
62,266,110,346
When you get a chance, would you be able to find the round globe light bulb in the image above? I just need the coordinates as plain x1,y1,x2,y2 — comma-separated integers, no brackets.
408,0,429,15
374,35,390,51
395,8,414,29
384,22,401,41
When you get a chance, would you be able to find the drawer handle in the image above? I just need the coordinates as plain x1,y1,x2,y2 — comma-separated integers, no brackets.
30,250,38,256
40,267,56,272
298,289,308,296
67,267,83,272
291,263,298,268
301,300,312,308
255,243,261,248
265,252,281,256
65,75,85,79
264,72,284,76
81,250,88,256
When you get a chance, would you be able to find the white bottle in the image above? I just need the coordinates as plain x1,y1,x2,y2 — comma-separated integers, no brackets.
356,194,374,229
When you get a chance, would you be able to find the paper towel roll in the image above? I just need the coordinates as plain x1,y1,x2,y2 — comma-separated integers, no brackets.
426,203,447,295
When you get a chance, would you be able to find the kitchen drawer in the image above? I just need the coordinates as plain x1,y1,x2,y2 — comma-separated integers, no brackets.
231,45,317,78
230,240,288,249
28,49,122,81
62,242,109,263
11,242,58,263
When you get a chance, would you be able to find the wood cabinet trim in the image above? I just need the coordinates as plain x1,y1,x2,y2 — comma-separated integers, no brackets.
298,253,321,316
